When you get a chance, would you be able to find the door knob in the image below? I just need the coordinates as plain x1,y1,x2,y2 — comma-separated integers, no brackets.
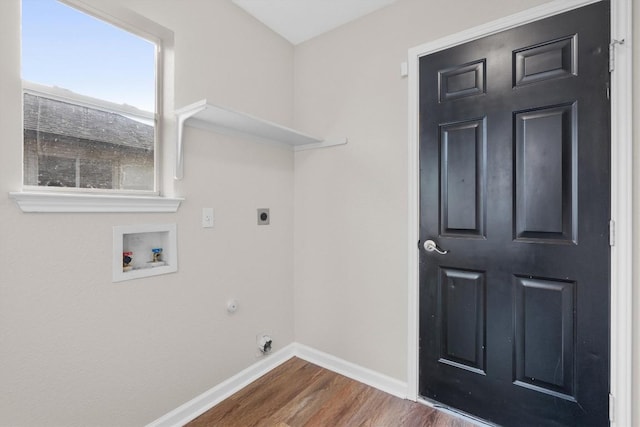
423,239,449,255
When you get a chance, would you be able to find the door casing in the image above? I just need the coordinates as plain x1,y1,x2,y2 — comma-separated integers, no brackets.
406,0,633,425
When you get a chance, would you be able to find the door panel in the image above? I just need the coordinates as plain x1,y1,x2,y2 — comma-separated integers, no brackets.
438,268,486,374
513,35,577,86
419,2,610,426
514,103,576,242
513,276,576,399
439,60,486,102
440,118,486,237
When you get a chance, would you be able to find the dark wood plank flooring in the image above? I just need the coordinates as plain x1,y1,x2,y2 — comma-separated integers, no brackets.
186,357,477,427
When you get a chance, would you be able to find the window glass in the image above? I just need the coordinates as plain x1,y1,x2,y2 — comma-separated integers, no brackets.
21,0,157,192
37,156,76,187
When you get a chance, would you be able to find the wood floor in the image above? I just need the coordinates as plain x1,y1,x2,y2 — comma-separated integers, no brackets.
186,357,477,427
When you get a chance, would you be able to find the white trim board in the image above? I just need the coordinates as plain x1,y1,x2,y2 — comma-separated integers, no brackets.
146,344,297,427
9,191,183,213
295,343,407,399
406,1,633,426
146,343,409,427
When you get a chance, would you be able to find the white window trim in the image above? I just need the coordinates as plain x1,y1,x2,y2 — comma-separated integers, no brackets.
13,0,181,213
9,191,182,213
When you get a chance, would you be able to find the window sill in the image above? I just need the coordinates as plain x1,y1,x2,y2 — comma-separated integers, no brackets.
9,191,183,213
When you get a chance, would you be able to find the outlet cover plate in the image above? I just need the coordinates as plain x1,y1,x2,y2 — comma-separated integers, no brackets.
257,208,270,225
202,207,214,228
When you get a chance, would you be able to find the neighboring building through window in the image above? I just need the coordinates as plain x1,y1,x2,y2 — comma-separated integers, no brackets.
21,0,157,192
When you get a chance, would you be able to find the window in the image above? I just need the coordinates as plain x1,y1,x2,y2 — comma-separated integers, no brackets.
21,0,158,193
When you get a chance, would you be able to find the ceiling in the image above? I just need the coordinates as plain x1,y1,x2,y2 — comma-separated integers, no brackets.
232,0,397,45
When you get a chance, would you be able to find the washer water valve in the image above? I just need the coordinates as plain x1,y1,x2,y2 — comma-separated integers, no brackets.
257,334,272,354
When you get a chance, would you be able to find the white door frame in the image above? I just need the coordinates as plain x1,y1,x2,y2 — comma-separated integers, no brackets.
406,0,633,425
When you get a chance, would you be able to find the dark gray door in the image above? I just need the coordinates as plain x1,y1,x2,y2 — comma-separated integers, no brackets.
418,2,610,426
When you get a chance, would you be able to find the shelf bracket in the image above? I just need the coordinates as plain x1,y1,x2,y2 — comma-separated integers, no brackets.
175,101,207,180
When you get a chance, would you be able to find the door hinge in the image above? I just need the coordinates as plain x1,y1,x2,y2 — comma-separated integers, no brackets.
609,393,615,422
609,220,615,246
609,39,625,72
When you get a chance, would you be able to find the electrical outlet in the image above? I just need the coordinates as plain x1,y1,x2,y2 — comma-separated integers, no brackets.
202,208,214,228
257,208,269,225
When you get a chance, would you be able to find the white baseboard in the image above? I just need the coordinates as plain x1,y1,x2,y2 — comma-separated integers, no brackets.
146,342,408,427
146,343,297,427
294,343,408,399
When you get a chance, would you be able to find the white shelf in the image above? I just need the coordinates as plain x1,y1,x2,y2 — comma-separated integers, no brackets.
175,99,347,179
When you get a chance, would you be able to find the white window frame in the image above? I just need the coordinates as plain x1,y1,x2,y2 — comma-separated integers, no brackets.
10,0,182,212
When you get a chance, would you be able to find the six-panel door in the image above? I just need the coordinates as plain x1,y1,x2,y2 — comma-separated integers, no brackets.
419,2,611,426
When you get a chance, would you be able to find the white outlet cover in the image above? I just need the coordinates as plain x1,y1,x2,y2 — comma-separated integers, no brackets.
202,207,214,228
